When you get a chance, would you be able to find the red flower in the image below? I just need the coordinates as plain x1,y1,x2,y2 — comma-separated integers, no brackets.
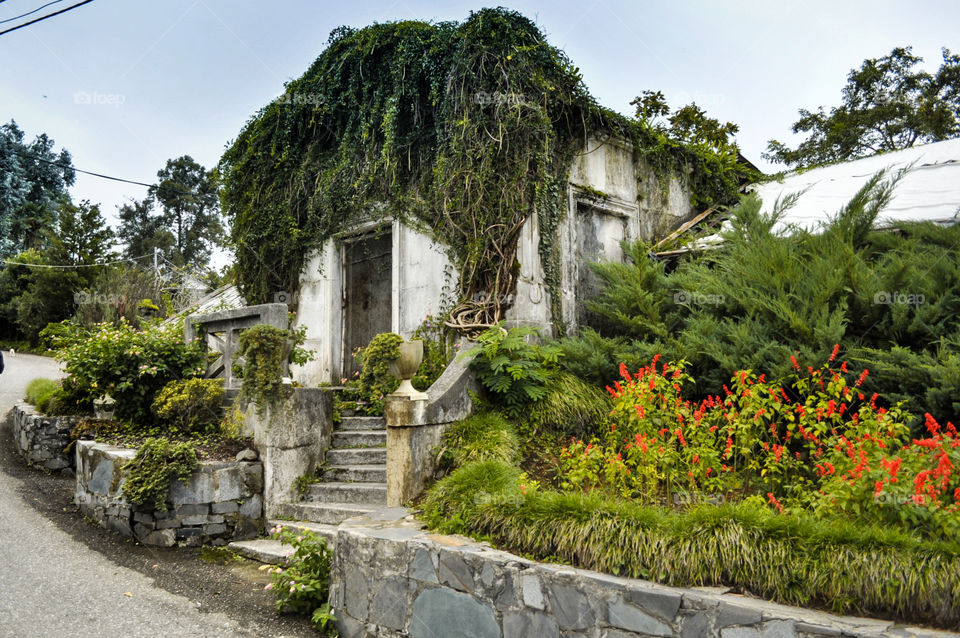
855,369,869,387
828,344,840,363
790,355,800,371
767,492,784,513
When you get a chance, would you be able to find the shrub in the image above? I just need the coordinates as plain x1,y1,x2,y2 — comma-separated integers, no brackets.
24,378,58,407
43,319,207,428
354,332,403,415
152,378,225,435
437,411,519,471
411,313,455,391
264,524,335,632
465,324,560,418
122,437,198,511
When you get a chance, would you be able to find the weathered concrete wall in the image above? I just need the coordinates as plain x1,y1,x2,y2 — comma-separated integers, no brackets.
293,223,454,386
243,387,333,516
75,440,263,547
329,513,948,638
384,350,478,506
12,402,84,471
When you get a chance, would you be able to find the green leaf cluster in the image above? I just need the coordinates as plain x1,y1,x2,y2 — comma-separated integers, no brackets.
122,437,198,512
266,524,334,630
236,324,293,411
465,324,560,418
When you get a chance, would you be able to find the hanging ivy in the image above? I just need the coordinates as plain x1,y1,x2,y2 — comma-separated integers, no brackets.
220,8,749,334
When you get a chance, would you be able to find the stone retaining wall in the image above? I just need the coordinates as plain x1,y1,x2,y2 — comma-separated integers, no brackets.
12,402,84,471
75,440,263,547
328,512,950,638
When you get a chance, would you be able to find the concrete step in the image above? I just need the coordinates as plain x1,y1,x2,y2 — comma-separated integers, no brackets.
274,501,378,526
322,464,386,483
228,539,292,564
267,519,339,543
326,447,386,465
308,481,387,505
332,430,386,448
336,416,385,431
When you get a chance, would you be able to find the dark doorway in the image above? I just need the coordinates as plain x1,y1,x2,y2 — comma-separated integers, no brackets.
343,231,393,378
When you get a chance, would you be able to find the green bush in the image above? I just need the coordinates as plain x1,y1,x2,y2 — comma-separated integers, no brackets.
24,378,58,406
437,411,519,471
354,332,403,415
152,378,225,435
265,524,335,632
43,319,207,428
122,437,198,512
421,460,960,627
465,324,560,418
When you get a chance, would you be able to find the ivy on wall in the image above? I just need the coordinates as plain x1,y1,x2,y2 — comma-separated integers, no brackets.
220,8,750,334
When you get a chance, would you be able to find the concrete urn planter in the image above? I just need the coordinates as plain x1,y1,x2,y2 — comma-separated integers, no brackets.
388,339,428,400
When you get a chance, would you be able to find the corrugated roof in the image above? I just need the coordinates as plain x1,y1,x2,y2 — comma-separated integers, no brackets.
751,138,960,233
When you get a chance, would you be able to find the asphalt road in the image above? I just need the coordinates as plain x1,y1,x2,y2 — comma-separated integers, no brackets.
0,351,315,637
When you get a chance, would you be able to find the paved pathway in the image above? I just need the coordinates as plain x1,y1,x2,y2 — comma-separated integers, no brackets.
0,351,253,637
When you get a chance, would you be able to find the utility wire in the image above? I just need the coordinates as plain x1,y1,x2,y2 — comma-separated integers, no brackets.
9,149,203,197
0,0,66,25
0,0,94,37
3,252,155,268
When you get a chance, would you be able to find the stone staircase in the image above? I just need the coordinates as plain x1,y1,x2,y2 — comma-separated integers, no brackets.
275,415,387,525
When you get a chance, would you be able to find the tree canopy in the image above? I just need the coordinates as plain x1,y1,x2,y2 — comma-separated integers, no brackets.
0,120,75,258
765,47,960,168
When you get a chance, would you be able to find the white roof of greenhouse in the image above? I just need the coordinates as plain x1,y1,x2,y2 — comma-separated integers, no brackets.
751,138,960,233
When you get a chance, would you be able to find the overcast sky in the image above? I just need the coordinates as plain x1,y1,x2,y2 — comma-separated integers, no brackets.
2,0,958,234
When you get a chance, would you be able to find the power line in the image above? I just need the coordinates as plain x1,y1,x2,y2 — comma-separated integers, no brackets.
10,149,204,197
0,0,95,37
0,0,67,25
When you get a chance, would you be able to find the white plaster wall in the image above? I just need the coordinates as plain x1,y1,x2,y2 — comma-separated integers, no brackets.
292,240,341,385
395,223,456,339
504,212,553,337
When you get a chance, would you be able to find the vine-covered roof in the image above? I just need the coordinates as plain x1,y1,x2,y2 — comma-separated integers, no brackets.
219,8,746,331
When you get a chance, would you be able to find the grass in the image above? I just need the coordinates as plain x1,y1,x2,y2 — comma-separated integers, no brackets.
421,460,960,629
436,411,519,470
24,378,59,406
